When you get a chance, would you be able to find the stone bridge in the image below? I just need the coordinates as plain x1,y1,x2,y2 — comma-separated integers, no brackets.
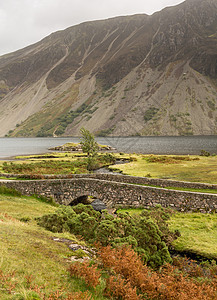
1,174,217,212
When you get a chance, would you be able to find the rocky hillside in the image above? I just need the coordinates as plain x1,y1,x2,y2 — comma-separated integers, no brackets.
0,0,217,137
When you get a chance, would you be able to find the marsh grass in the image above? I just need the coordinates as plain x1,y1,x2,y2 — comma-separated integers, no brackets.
109,154,217,184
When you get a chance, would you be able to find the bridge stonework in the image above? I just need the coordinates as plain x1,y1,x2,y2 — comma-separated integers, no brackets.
1,177,217,213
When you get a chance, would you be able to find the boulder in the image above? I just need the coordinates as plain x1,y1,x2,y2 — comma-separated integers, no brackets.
91,199,107,212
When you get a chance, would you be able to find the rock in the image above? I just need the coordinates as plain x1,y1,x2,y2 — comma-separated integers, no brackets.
91,199,107,212
68,243,84,251
69,256,89,262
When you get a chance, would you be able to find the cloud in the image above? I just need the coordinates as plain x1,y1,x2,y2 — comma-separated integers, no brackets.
0,0,184,55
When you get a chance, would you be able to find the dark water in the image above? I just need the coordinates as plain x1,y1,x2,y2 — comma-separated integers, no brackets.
0,136,217,159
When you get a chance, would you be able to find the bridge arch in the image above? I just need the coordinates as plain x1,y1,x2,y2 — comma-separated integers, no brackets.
68,195,91,206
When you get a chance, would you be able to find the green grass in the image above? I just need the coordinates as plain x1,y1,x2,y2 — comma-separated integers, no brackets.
0,194,106,299
127,182,217,194
168,212,217,260
0,176,19,180
0,153,115,175
161,186,217,194
14,151,85,160
109,154,217,184
117,208,217,260
116,208,144,215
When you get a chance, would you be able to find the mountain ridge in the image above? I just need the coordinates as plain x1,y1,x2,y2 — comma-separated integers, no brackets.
0,0,217,137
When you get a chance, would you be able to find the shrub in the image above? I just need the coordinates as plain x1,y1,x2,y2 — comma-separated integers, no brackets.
140,205,180,247
37,204,100,240
69,261,101,288
105,275,139,300
38,204,176,268
37,206,77,233
144,106,159,122
68,245,217,299
200,150,211,157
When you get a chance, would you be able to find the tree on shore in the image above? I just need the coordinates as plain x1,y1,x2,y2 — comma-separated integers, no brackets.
80,127,99,170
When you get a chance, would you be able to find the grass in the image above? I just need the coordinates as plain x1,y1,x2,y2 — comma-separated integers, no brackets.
109,154,217,184
160,186,217,194
13,152,85,160
127,182,217,194
0,194,106,299
0,152,115,175
3,151,217,185
117,208,217,260
168,212,217,260
0,176,19,180
116,208,144,215
52,142,112,150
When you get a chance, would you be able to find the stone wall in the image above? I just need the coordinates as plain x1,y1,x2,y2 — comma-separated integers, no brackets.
76,174,217,190
1,172,217,190
1,178,217,213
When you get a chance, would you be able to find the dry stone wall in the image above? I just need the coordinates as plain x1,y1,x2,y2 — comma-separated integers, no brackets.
0,177,217,213
74,174,217,190
1,173,217,190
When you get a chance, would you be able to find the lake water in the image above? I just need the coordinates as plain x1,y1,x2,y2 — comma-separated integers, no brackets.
0,136,217,159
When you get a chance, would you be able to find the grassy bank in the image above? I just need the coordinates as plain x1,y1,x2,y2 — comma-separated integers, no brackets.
0,193,106,299
168,212,217,260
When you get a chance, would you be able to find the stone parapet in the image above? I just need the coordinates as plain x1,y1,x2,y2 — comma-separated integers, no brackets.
0,177,217,213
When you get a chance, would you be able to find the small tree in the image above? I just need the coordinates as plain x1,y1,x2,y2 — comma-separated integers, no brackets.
80,127,99,170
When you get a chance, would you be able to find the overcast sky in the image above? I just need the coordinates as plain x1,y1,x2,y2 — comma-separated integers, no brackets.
0,0,184,56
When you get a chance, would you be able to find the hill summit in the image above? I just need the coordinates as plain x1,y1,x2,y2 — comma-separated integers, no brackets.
0,0,217,137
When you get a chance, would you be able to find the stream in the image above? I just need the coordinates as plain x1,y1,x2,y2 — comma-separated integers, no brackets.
94,159,128,174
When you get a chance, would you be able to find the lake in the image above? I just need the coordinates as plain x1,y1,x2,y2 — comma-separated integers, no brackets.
0,136,217,159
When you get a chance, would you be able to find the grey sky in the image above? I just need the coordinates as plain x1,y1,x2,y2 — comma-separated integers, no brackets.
0,0,184,56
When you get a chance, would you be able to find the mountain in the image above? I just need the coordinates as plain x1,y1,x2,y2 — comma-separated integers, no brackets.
0,0,217,137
